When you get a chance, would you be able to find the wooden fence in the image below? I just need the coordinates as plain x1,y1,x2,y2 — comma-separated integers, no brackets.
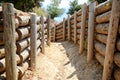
51,0,120,80
0,3,51,80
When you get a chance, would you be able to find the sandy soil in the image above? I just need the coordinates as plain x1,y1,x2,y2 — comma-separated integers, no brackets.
22,41,103,80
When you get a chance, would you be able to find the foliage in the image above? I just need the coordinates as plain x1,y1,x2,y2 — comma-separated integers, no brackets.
33,7,47,16
0,0,44,12
88,0,107,3
47,0,64,19
67,0,82,15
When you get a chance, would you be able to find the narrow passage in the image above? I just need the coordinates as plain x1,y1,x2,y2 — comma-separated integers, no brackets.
23,41,102,80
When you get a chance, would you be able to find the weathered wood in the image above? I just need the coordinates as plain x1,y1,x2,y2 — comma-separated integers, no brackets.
114,52,120,68
0,18,19,29
0,54,20,74
70,18,74,25
41,16,45,54
0,32,18,45
95,34,107,44
114,68,120,80
95,0,112,15
56,35,63,40
16,16,30,26
30,13,37,71
56,25,62,29
95,41,106,57
102,0,120,80
3,3,18,80
76,16,81,22
95,52,104,66
96,11,111,24
74,12,77,43
47,15,51,46
16,37,30,53
68,14,70,41
18,47,30,64
116,39,120,51
18,60,29,78
87,2,97,63
53,27,56,42
63,18,65,41
0,46,5,59
80,3,87,54
16,26,30,40
77,9,82,16
95,23,109,34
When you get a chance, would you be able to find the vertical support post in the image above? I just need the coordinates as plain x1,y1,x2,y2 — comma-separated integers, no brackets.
47,15,51,46
74,11,77,43
63,18,65,41
53,26,56,42
79,3,87,54
41,16,45,54
102,0,120,80
68,14,70,41
3,3,18,80
87,2,97,63
30,13,37,71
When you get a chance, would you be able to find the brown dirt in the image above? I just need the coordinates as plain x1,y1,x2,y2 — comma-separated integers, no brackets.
22,41,103,80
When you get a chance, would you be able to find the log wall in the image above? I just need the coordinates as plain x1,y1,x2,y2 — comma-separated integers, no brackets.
51,0,120,79
0,4,50,79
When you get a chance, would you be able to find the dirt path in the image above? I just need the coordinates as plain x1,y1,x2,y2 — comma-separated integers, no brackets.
22,41,103,80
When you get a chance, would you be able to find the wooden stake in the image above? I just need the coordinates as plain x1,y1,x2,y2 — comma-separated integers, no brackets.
3,3,18,80
74,11,77,43
63,18,65,41
87,2,97,63
30,13,37,71
68,14,70,41
102,0,120,80
79,3,87,54
47,15,51,46
53,26,56,42
41,16,45,54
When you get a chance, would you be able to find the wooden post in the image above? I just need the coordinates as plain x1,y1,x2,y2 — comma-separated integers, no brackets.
102,0,120,80
3,3,18,80
63,18,65,41
79,3,87,54
53,26,56,42
74,11,77,43
40,16,45,54
30,13,37,71
68,14,70,41
47,15,51,46
87,2,97,63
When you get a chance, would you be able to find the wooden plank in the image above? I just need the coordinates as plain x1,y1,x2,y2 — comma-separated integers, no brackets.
3,3,18,80
68,14,70,41
74,11,77,43
41,16,45,54
30,13,37,71
63,18,65,41
87,2,97,63
79,3,87,54
102,0,120,80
